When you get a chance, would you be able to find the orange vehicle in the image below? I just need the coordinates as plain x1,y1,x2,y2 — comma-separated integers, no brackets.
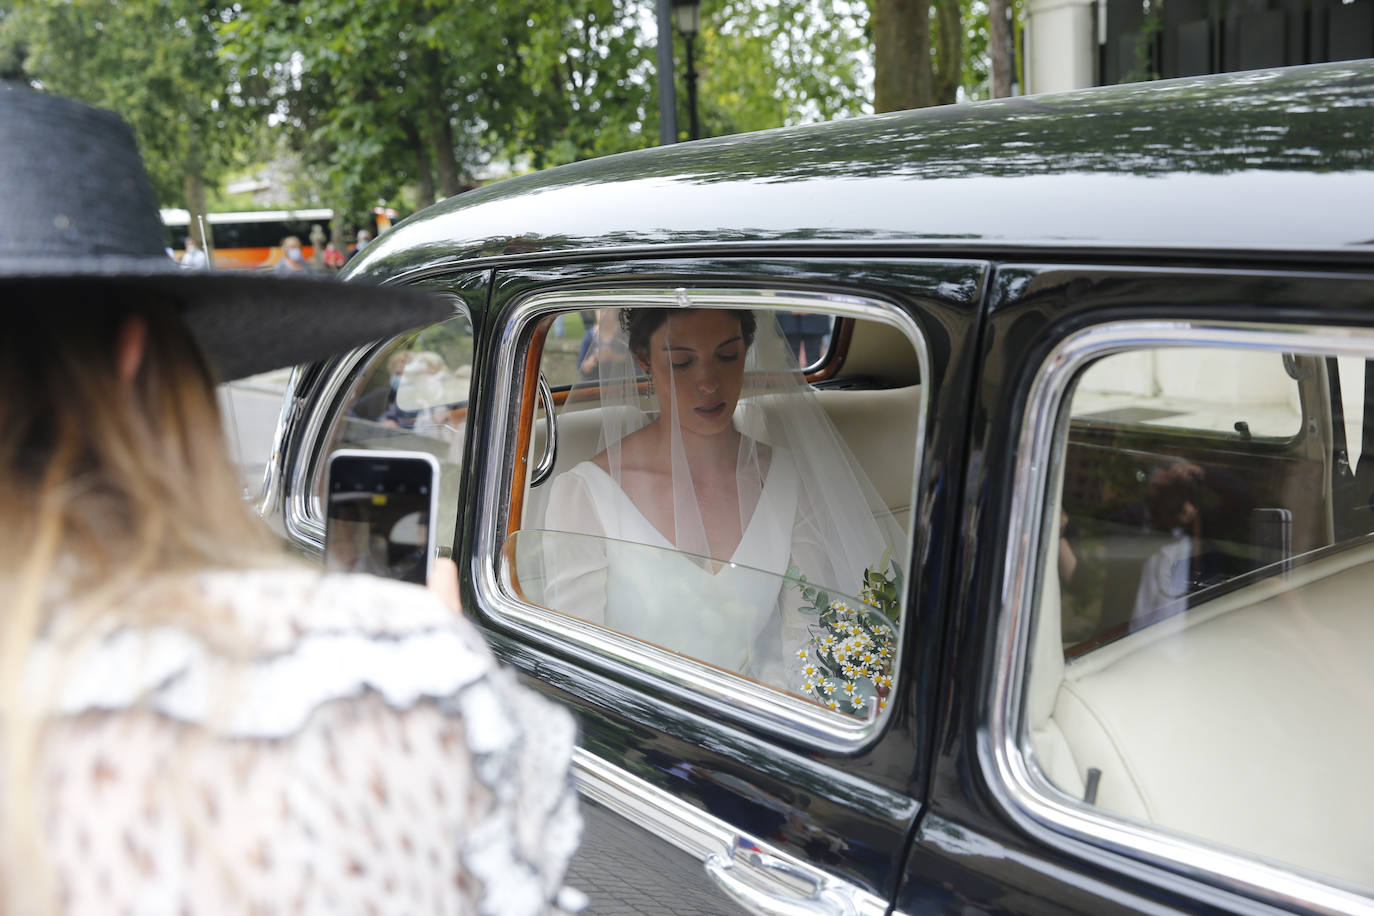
162,208,396,270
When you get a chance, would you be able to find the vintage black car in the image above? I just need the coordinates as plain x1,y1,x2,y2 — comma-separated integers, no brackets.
259,61,1374,914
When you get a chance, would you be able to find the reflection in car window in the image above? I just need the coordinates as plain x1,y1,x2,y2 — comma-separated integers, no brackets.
506,301,919,725
1023,340,1374,895
1072,348,1301,438
314,316,473,550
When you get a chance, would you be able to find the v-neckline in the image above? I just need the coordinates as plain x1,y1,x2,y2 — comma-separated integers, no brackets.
582,457,783,573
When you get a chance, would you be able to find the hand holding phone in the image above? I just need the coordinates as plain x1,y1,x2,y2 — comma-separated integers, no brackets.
324,449,440,585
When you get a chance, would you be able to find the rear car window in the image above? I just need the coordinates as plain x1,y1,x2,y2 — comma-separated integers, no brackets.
1017,331,1374,900
311,315,474,552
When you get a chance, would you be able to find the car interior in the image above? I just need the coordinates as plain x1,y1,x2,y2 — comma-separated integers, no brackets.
1026,347,1374,890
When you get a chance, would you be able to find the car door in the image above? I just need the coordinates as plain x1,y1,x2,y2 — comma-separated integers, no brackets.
456,256,987,913
900,266,1374,914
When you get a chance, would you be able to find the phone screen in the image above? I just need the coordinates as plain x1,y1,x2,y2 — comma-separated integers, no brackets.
324,450,439,585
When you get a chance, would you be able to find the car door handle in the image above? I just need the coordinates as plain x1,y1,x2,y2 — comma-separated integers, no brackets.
705,838,858,916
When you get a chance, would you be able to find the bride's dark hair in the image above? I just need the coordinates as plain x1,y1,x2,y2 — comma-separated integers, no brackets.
620,308,757,359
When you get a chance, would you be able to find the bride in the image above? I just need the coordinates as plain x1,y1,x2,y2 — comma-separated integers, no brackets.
539,303,903,691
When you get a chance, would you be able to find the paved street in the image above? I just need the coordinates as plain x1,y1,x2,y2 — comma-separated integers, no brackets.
568,800,738,915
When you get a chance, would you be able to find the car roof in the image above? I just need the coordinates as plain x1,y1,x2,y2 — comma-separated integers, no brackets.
353,61,1373,285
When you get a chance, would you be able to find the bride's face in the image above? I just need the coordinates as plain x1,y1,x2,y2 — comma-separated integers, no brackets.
640,309,748,438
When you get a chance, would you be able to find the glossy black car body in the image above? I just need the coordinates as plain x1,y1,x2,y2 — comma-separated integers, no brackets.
263,62,1374,914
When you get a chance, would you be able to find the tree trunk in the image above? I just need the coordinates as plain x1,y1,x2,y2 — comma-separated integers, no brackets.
181,120,213,261
873,0,934,112
932,0,963,104
405,122,436,209
428,109,463,199
182,171,212,263
989,0,1013,97
422,49,463,199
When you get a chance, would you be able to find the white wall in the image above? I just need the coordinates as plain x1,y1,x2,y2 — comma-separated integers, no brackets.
1026,0,1097,93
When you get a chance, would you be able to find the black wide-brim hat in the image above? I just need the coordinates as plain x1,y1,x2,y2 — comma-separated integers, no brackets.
1,83,454,381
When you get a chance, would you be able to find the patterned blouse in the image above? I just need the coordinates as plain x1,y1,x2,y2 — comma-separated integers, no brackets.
25,568,583,915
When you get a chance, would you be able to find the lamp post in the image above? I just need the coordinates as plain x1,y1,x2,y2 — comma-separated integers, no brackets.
671,0,701,141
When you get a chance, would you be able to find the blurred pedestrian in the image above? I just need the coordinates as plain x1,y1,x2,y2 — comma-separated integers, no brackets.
0,83,583,915
179,235,208,270
275,234,306,273
308,222,328,269
322,240,346,271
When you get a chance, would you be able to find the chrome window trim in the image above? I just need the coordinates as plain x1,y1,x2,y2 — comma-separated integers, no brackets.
282,346,377,552
572,747,889,916
281,295,472,553
254,363,307,526
983,319,1374,916
476,286,929,752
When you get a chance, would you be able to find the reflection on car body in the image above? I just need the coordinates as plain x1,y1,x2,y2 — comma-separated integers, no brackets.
260,61,1374,915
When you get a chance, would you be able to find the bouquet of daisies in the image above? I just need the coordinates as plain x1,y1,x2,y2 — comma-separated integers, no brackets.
788,549,901,718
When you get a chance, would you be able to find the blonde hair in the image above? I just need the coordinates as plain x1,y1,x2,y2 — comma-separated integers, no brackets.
0,287,283,910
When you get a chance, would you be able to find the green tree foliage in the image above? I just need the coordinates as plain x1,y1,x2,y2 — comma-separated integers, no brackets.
962,0,991,99
2,0,1003,229
224,0,658,213
495,0,658,166
223,0,476,215
695,0,872,136
0,0,256,248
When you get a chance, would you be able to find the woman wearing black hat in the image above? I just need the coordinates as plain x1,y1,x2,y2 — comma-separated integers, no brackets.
0,85,581,914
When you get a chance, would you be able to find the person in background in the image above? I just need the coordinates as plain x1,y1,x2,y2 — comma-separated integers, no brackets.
308,223,329,270
356,228,372,250
322,240,346,272
577,307,630,381
0,84,582,915
179,236,208,271
275,234,307,274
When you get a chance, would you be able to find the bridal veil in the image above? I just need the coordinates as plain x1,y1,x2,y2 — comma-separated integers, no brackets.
527,296,907,695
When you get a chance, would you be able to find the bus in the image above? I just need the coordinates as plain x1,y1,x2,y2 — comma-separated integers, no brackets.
161,207,396,270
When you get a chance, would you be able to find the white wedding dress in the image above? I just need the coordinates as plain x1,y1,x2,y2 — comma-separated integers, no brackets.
529,304,906,699
540,447,804,686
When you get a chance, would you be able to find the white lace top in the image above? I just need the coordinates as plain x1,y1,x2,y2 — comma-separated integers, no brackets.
24,568,583,915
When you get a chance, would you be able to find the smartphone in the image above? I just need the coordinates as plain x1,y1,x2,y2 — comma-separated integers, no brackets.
324,449,440,585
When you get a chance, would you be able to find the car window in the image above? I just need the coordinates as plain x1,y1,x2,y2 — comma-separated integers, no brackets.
1058,348,1307,650
312,315,474,551
496,293,923,737
1021,337,1374,896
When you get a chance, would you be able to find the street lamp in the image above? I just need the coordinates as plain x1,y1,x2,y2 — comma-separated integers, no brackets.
671,0,701,140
